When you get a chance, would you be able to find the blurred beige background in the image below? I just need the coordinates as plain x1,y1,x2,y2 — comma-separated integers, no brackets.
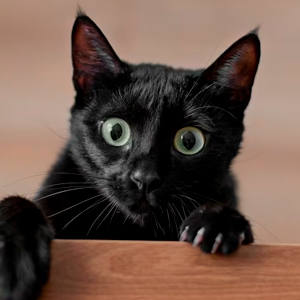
1,0,299,244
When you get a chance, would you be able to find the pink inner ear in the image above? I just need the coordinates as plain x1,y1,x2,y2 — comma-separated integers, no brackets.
72,17,123,91
72,25,99,90
205,34,260,91
228,42,260,90
73,24,103,73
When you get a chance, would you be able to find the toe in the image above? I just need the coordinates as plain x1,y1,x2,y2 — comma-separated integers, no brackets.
211,233,223,254
179,226,189,242
192,227,205,247
220,233,240,254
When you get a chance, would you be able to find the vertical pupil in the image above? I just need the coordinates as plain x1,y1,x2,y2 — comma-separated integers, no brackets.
182,131,195,150
110,123,123,141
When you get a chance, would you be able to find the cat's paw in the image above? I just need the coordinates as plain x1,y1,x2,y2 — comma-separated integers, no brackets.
179,205,253,254
0,196,54,300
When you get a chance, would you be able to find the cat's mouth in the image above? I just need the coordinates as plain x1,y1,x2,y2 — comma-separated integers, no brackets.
105,180,159,221
115,190,155,220
129,199,149,214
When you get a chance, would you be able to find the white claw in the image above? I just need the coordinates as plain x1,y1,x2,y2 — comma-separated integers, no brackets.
179,226,189,241
193,227,205,247
211,233,223,254
239,232,245,245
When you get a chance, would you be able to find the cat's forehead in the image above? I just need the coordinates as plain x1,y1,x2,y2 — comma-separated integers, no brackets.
124,65,188,109
95,65,215,134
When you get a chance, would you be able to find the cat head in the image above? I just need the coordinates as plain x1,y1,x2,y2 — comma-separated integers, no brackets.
69,12,260,226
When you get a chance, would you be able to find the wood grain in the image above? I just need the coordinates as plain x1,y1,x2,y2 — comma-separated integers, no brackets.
39,240,300,300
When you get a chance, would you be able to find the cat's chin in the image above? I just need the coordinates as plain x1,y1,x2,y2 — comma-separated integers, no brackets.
103,196,148,227
124,202,152,226
103,188,156,226
128,211,149,227
118,201,153,227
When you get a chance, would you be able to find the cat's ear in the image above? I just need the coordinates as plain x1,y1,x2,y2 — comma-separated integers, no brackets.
202,29,260,110
72,11,124,92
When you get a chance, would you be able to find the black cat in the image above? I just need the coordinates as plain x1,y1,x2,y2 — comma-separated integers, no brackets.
0,11,260,300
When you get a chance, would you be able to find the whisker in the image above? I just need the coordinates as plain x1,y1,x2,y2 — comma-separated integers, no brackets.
156,219,165,236
166,206,171,231
200,105,240,123
60,197,105,233
171,202,184,223
183,81,198,103
86,202,113,237
182,195,196,211
172,193,197,212
168,202,179,235
205,40,220,66
95,202,117,231
2,172,85,187
188,82,216,104
167,202,176,219
23,184,95,197
108,205,118,228
38,181,94,190
150,211,159,236
46,126,68,141
122,213,130,226
34,187,96,202
242,215,282,243
47,194,104,218
177,192,198,203
182,192,282,243
183,192,231,208
180,200,188,220
151,208,165,236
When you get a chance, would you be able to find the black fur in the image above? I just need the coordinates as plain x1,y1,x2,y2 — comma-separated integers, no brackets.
0,12,260,300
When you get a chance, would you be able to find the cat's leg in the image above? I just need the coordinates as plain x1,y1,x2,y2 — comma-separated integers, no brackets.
0,196,54,300
179,204,253,254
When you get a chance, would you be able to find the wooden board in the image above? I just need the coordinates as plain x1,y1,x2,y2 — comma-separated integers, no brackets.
40,240,300,300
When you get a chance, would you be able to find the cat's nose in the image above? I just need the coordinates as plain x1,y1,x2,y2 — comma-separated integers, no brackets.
130,169,162,194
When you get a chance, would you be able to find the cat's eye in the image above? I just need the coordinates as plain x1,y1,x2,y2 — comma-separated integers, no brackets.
173,127,205,155
101,118,131,146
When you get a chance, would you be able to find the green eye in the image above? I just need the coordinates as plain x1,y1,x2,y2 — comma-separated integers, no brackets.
101,118,131,146
174,126,205,155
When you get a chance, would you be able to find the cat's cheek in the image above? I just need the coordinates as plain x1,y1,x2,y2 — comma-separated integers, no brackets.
170,147,205,172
